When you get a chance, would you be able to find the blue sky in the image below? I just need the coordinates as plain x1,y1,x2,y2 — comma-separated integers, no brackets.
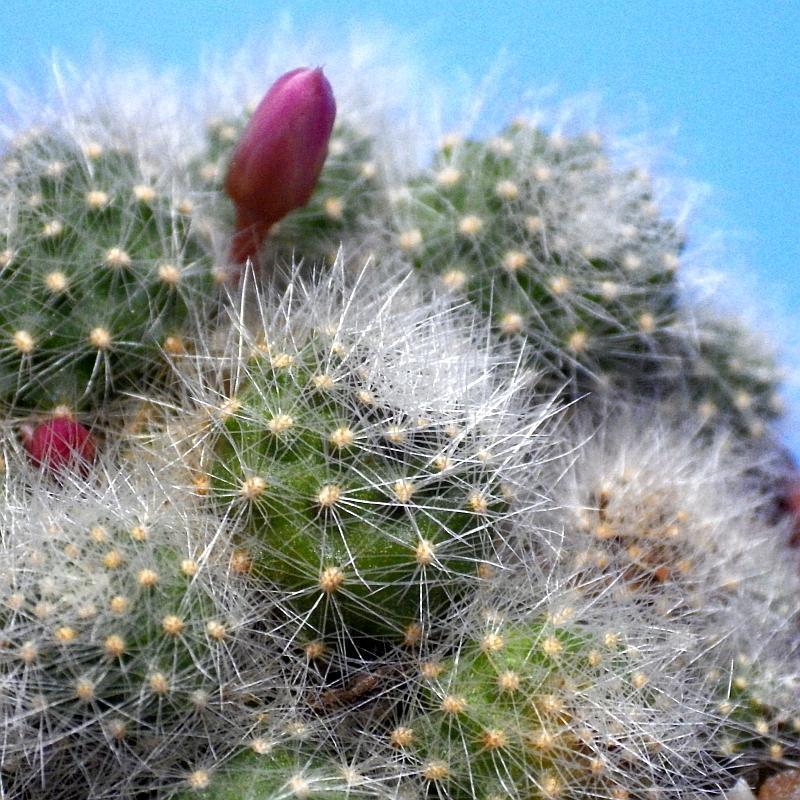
2,0,798,447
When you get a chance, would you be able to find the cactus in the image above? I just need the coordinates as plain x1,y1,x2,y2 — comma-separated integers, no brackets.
162,264,545,644
1,34,798,800
680,315,784,438
713,654,800,773
0,128,215,412
174,740,404,800
178,748,352,799
535,411,800,622
0,455,278,799
517,411,800,786
383,124,682,400
387,596,726,800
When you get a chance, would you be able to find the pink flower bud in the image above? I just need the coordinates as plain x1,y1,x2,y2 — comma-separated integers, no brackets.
22,418,97,474
781,476,800,546
225,67,337,264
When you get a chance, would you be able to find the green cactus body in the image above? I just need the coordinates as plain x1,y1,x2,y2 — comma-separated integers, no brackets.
389,125,682,396
389,609,725,800
198,117,380,266
208,334,508,641
0,131,214,411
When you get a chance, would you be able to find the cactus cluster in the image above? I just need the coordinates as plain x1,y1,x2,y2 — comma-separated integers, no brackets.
0,36,797,800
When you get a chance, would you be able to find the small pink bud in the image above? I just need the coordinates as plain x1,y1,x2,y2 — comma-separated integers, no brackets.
22,418,97,474
779,475,800,547
225,67,337,264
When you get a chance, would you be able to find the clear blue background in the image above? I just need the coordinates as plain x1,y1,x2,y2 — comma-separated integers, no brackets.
1,0,798,449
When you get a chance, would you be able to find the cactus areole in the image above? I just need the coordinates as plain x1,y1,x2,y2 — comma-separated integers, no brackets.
225,67,337,263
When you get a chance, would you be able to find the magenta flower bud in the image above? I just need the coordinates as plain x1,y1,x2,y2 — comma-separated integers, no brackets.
225,67,337,264
784,477,800,546
22,418,97,474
